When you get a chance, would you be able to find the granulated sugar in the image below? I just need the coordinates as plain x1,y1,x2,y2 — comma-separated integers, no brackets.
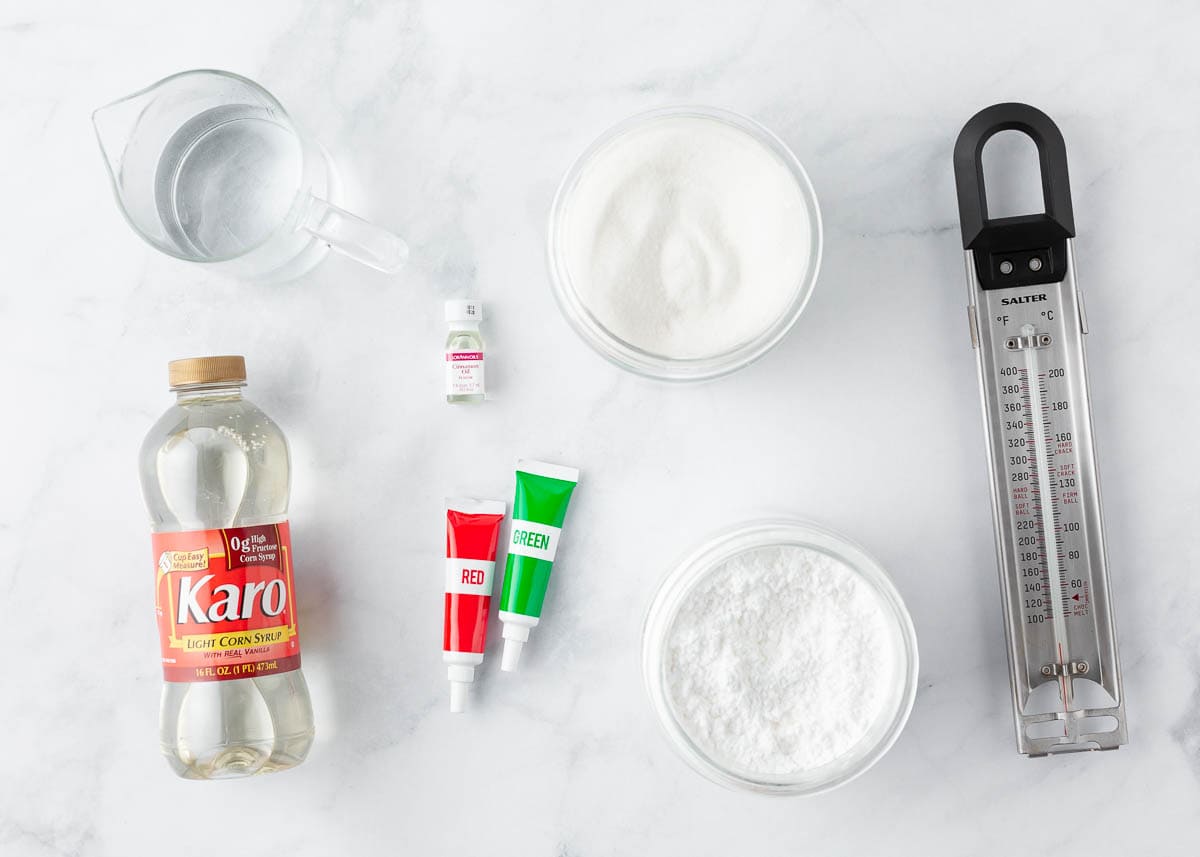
559,114,813,359
664,544,897,775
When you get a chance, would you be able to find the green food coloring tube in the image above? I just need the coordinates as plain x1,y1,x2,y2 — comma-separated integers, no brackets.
499,459,579,671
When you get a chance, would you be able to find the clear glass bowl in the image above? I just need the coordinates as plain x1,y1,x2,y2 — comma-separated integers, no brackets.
642,520,919,795
547,106,823,382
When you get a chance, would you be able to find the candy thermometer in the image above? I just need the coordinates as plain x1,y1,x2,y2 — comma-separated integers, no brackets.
953,103,1127,755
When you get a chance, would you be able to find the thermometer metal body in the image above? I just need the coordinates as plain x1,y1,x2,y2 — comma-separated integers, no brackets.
953,103,1127,755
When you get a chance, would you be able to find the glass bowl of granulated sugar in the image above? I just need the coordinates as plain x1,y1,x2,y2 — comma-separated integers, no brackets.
642,520,918,795
547,106,822,382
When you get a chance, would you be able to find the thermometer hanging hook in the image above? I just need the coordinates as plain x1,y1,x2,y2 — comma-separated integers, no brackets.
953,103,1075,290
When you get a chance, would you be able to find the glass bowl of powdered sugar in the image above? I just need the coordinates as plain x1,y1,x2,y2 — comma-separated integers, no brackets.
642,520,918,795
547,106,822,381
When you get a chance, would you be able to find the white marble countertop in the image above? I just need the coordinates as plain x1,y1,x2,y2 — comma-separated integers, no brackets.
3,1,1199,854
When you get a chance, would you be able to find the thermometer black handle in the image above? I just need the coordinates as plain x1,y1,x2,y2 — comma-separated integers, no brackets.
953,102,1075,290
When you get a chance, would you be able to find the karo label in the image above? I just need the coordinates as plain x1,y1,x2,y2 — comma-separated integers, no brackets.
152,523,301,682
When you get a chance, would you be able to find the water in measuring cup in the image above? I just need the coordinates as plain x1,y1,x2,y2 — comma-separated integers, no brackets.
140,383,314,779
153,104,303,261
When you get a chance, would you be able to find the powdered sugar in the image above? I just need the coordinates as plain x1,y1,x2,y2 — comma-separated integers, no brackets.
664,544,898,775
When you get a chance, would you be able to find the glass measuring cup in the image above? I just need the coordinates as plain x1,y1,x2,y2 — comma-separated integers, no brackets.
93,70,408,282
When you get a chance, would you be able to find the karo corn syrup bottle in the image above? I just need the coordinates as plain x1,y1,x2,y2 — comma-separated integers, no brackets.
139,356,314,778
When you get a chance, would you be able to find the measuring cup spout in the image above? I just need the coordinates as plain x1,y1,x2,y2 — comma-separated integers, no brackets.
301,197,409,274
92,93,147,190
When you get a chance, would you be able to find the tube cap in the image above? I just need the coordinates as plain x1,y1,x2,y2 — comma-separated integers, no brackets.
445,299,483,323
447,664,476,713
449,680,470,713
500,639,524,672
500,620,532,672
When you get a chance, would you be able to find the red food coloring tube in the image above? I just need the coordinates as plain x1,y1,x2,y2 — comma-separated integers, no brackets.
444,497,506,712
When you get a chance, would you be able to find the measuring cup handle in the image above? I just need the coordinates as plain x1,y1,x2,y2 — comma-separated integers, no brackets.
952,102,1075,290
301,197,409,274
